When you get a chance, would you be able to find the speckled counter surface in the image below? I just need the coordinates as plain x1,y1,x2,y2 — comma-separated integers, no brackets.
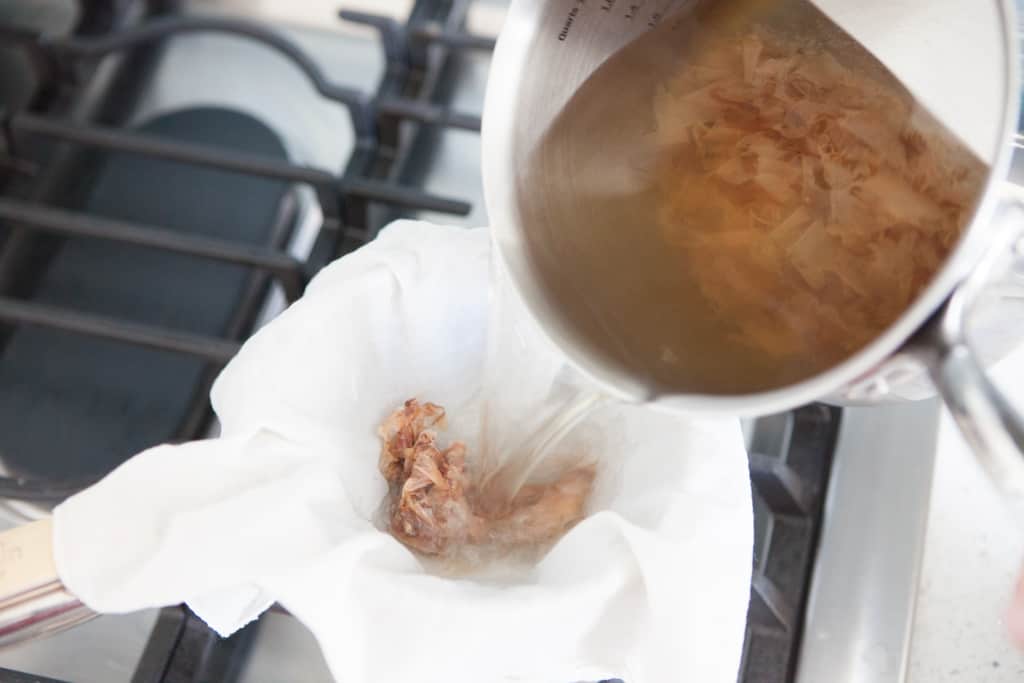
908,349,1024,681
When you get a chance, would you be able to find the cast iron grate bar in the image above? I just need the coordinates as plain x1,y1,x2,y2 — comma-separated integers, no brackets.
749,573,796,633
339,10,409,63
132,607,258,683
7,113,472,218
131,608,191,683
410,23,497,51
0,198,307,302
11,111,336,187
749,452,812,516
343,6,497,70
377,97,482,131
0,295,241,363
341,176,470,214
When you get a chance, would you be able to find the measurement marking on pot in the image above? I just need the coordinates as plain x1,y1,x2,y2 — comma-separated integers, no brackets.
558,5,581,41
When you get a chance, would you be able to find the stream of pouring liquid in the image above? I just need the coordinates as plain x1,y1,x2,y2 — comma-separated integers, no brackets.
474,254,607,500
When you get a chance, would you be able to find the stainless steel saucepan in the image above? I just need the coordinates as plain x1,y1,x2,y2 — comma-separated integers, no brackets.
482,0,1024,493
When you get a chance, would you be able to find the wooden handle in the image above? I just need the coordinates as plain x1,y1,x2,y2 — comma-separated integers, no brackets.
0,518,59,608
0,518,95,648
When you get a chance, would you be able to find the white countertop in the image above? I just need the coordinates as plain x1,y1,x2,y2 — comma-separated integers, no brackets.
909,350,1024,681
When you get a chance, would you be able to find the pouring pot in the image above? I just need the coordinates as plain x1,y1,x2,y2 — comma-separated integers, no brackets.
482,0,1024,491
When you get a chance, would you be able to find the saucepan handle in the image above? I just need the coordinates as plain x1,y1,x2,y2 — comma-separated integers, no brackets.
924,333,1024,496
914,187,1024,502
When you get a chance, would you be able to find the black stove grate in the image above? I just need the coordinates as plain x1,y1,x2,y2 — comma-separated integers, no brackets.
0,2,842,682
743,404,840,682
0,0,480,501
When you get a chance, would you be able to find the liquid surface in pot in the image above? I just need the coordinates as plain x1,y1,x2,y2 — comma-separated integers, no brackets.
522,0,987,394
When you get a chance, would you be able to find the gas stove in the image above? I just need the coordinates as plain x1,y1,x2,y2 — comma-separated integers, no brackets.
0,1,939,681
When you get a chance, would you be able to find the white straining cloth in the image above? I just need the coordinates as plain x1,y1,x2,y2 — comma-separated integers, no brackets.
52,221,753,683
